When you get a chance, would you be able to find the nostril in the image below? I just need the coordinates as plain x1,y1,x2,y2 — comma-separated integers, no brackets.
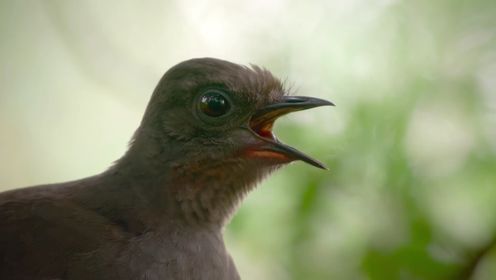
285,97,306,103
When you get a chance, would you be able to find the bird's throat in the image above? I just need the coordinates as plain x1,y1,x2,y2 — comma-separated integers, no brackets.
116,130,279,228
167,158,276,227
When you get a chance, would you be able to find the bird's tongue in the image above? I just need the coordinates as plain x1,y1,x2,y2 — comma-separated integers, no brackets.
250,119,276,141
246,96,334,169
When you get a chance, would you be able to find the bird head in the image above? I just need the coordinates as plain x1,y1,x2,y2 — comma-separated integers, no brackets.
136,58,333,171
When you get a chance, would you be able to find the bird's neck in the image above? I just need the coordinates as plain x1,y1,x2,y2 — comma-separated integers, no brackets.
110,132,276,229
165,158,255,227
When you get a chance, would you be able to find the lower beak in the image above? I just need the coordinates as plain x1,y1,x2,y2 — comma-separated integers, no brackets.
247,96,334,169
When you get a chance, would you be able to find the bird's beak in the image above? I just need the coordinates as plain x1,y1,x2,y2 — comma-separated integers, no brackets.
246,96,334,169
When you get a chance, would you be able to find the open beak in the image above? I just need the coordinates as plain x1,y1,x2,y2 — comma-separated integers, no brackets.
247,96,334,169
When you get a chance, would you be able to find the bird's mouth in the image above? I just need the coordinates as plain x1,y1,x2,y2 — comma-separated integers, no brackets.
246,96,334,169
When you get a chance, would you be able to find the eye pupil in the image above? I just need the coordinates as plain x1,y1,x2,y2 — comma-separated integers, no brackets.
199,90,231,117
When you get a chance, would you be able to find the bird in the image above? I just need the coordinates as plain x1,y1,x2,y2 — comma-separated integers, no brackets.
0,57,333,280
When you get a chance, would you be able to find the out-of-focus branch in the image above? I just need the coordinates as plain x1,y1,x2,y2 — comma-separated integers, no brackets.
455,237,496,280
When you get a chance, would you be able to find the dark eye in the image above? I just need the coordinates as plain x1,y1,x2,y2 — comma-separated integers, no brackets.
199,90,231,117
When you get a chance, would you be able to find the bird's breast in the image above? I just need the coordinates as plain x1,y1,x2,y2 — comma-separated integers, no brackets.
112,225,238,280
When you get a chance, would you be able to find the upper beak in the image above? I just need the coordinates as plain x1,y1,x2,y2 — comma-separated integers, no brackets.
247,96,334,169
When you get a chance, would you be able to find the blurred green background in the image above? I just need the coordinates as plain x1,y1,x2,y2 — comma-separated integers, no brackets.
1,0,495,279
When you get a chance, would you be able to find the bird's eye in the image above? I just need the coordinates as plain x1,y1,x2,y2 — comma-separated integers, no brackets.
198,90,231,117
